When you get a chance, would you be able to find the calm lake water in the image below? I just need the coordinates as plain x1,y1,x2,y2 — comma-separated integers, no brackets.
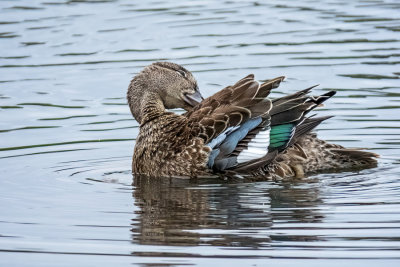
1,0,400,266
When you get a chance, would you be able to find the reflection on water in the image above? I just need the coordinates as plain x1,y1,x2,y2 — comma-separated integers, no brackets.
132,175,323,248
1,0,400,266
133,176,213,246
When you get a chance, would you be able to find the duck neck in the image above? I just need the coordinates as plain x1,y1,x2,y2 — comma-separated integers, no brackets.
140,92,166,126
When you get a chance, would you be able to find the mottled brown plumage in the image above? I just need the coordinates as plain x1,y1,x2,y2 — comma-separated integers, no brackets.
127,62,378,179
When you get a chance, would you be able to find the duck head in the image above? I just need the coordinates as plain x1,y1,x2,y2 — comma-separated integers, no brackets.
127,62,203,123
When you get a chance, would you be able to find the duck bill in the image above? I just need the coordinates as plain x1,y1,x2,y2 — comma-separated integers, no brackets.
183,90,204,107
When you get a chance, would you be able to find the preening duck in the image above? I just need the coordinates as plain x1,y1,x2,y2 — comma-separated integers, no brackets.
127,62,378,179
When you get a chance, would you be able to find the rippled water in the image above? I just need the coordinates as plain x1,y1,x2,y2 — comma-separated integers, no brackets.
1,0,400,266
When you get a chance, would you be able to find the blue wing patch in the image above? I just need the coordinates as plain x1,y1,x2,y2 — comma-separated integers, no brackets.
206,117,262,170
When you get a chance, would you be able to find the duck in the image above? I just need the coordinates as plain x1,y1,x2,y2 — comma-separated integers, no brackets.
127,62,378,179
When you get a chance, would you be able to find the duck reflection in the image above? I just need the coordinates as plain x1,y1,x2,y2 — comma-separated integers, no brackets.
131,175,323,247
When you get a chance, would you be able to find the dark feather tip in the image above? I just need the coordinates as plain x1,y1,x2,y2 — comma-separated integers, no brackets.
322,90,337,97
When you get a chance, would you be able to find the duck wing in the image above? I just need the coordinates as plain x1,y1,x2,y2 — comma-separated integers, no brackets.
230,89,336,173
185,74,336,174
185,75,284,170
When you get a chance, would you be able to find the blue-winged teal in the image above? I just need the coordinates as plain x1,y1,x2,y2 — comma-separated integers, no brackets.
127,62,378,179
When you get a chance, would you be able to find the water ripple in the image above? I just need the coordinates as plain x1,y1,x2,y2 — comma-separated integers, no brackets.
0,0,399,266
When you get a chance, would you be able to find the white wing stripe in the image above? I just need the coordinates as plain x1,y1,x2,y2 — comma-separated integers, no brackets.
237,129,270,164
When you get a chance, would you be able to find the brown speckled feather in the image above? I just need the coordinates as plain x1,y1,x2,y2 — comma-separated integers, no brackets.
132,112,212,177
185,75,283,144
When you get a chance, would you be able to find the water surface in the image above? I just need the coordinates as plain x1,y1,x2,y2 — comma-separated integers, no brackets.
0,0,400,266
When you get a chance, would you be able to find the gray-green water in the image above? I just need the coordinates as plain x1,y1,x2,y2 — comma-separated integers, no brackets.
1,0,400,266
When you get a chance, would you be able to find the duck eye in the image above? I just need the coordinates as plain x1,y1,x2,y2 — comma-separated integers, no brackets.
176,70,186,78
